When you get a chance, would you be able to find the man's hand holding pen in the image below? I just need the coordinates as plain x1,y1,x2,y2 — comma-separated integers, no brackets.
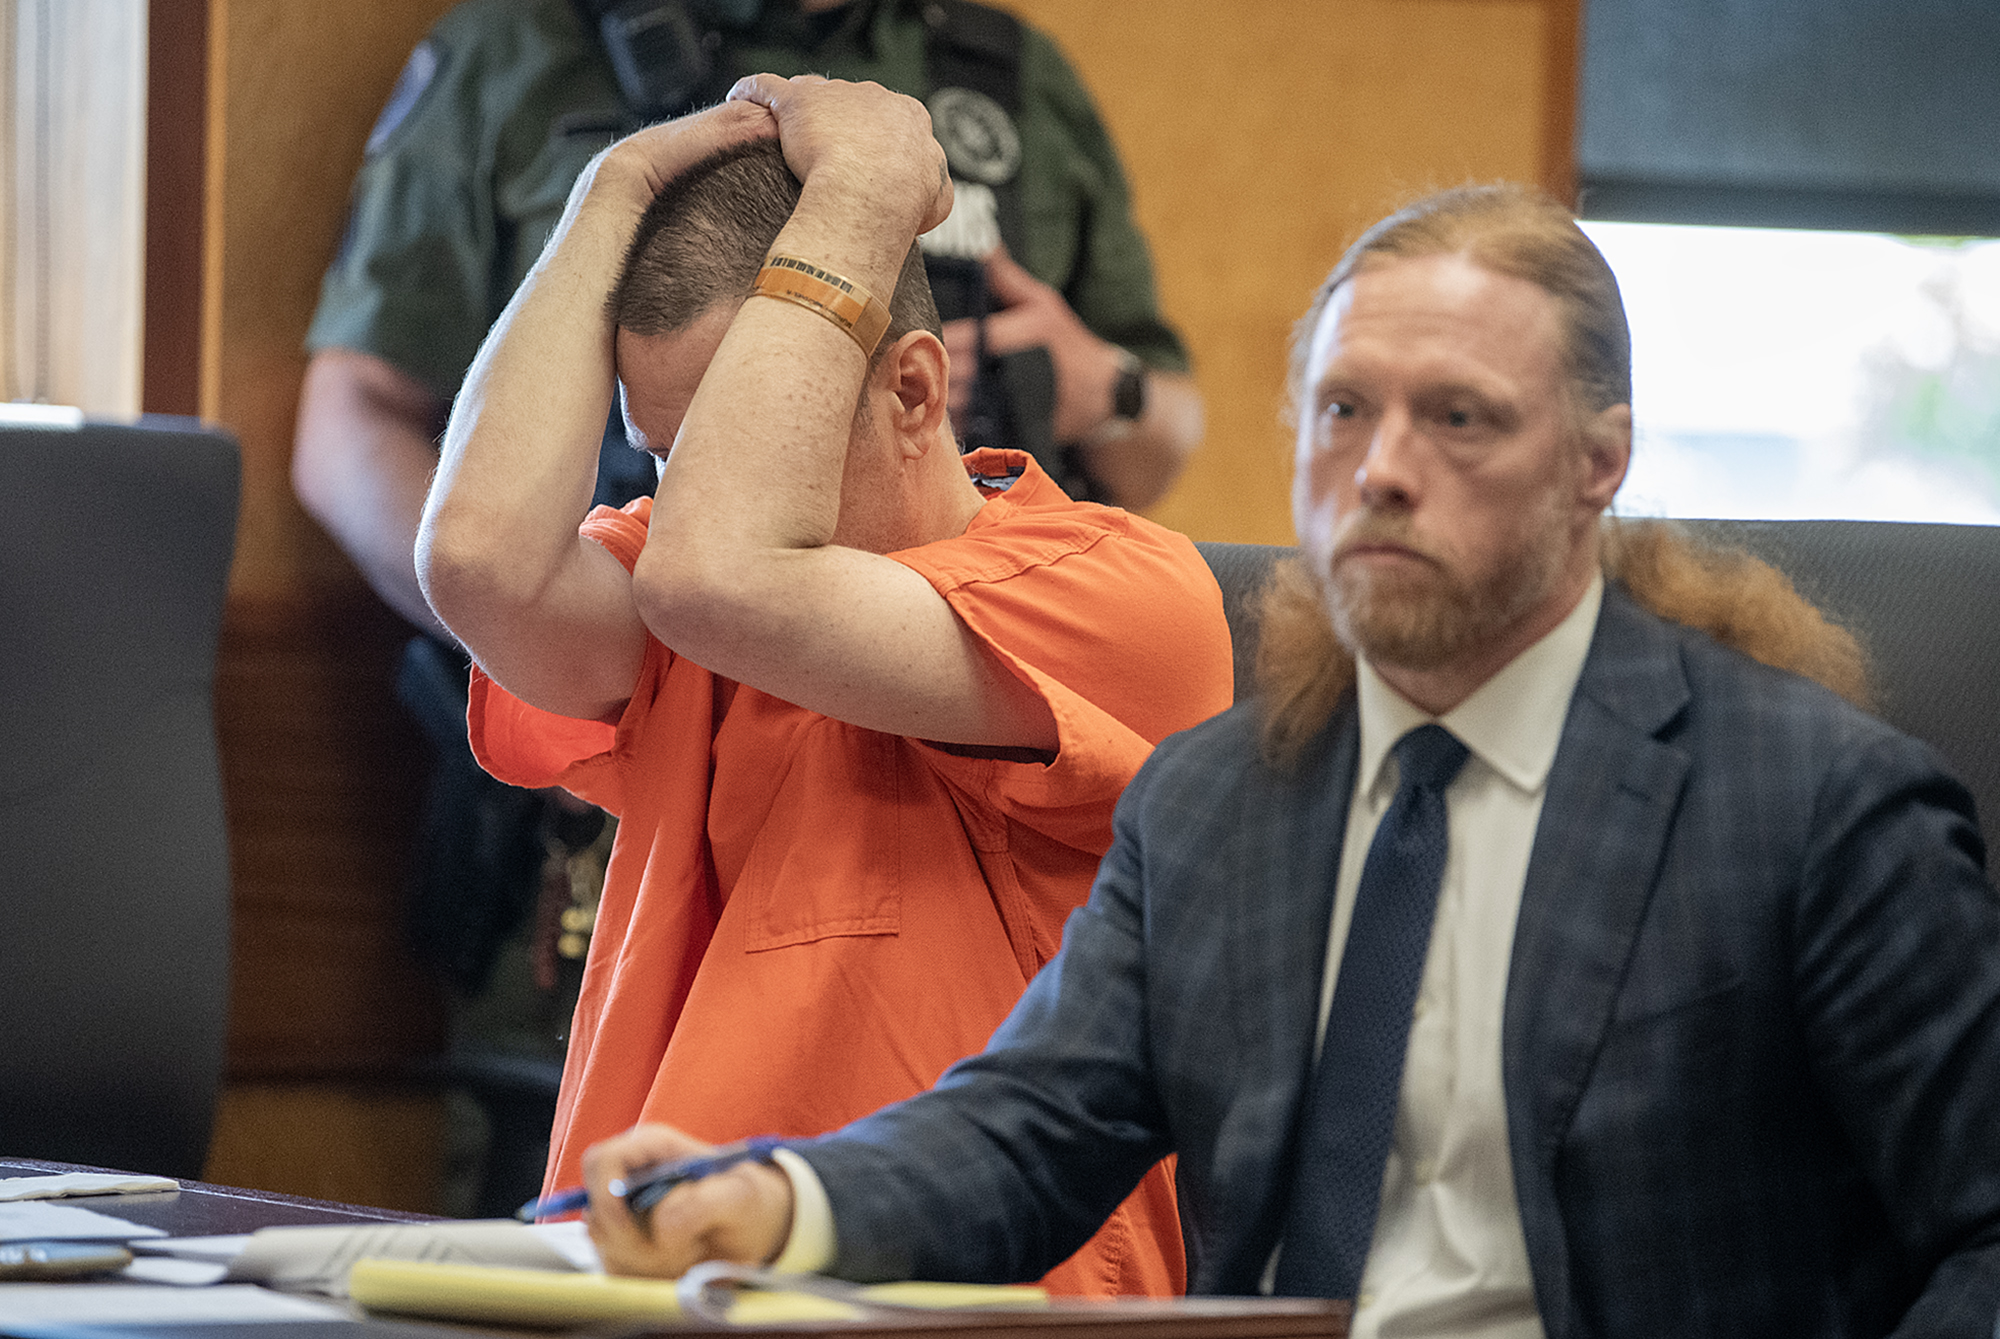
571,1125,799,1278
520,1135,785,1221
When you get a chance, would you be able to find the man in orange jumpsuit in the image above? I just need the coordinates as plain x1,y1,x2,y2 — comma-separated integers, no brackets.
417,76,1232,1295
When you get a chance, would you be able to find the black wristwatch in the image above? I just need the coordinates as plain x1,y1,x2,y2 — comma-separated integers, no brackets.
1110,350,1147,423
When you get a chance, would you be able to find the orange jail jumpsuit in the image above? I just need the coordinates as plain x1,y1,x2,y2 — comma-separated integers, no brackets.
470,450,1234,1295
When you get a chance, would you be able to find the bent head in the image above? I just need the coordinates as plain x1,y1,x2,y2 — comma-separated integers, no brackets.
1289,185,1632,701
608,138,943,458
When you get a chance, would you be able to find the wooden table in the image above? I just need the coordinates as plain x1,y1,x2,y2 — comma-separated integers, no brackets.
1,1156,463,1335
0,1157,440,1239
0,1159,1345,1339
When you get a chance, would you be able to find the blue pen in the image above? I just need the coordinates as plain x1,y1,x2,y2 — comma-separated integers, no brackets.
516,1136,784,1222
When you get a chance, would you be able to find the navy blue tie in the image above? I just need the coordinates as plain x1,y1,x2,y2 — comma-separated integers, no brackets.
1274,723,1470,1300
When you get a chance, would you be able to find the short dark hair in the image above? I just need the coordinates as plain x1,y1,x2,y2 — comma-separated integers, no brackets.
608,139,940,361
1289,183,1632,423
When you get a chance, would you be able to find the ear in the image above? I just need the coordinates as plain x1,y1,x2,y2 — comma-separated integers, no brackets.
870,330,950,459
1576,402,1632,512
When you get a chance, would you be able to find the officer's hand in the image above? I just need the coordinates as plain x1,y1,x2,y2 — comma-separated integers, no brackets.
582,1124,796,1278
600,99,777,206
726,73,951,238
942,247,1130,443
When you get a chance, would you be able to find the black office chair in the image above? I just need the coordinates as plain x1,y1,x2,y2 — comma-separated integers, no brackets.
1196,519,2000,858
0,418,240,1179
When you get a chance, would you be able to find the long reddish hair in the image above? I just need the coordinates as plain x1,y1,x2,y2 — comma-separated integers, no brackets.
1254,520,1871,770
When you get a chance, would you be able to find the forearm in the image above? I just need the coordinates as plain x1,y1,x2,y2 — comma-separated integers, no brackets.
1076,368,1203,511
632,182,937,716
423,155,629,613
292,350,454,640
617,79,1052,749
630,79,967,717
637,75,942,576
644,179,904,559
417,149,653,718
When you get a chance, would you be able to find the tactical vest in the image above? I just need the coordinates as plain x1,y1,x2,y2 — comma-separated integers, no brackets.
573,0,1082,492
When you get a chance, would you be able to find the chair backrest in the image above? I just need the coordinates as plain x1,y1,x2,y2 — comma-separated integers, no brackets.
1196,521,2000,858
1685,519,2000,859
0,419,240,1178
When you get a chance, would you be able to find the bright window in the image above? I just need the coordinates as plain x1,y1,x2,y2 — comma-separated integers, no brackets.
1,0,147,415
1581,221,2000,524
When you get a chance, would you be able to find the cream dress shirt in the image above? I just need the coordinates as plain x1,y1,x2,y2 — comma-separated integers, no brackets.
1281,574,1603,1338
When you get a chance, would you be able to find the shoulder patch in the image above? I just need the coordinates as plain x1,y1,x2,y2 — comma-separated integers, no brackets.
366,38,443,157
927,86,1021,187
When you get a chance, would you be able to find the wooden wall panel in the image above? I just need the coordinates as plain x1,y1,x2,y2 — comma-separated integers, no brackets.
208,0,459,1066
214,591,442,1075
998,0,1568,545
145,0,208,416
204,1080,446,1214
208,0,458,603
197,0,458,1200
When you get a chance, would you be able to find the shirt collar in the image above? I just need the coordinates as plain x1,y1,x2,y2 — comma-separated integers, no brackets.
1355,572,1604,799
961,448,1065,507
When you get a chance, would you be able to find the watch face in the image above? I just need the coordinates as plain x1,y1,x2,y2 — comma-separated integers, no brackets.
1113,361,1146,421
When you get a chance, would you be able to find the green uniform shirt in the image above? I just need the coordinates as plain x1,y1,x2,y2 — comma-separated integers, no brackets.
306,0,1189,406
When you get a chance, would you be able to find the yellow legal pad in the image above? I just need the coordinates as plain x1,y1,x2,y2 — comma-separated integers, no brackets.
347,1258,1046,1328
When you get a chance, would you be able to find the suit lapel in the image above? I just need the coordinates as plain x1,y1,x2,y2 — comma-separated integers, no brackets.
1503,587,1693,1337
1220,703,1360,1286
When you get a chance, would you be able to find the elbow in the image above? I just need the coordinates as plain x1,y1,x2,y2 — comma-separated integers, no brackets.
414,502,502,640
410,526,461,638
630,542,708,642
1146,376,1207,490
289,425,343,531
630,538,753,664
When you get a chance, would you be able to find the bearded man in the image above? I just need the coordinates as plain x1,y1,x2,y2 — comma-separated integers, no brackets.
580,184,2000,1339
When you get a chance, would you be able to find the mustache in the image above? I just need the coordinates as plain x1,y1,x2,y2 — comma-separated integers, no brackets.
1330,510,1435,565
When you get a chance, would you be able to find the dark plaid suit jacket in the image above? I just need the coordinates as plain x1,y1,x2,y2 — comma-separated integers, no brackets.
801,585,2000,1337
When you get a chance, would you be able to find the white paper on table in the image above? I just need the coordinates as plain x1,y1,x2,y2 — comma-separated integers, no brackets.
0,1173,179,1202
135,1221,594,1289
126,1235,252,1287
137,1233,251,1264
0,1201,166,1242
0,1282,348,1323
224,1219,588,1296
528,1219,599,1270
121,1254,234,1285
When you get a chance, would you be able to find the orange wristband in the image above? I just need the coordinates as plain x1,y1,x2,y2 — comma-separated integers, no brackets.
751,255,893,359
